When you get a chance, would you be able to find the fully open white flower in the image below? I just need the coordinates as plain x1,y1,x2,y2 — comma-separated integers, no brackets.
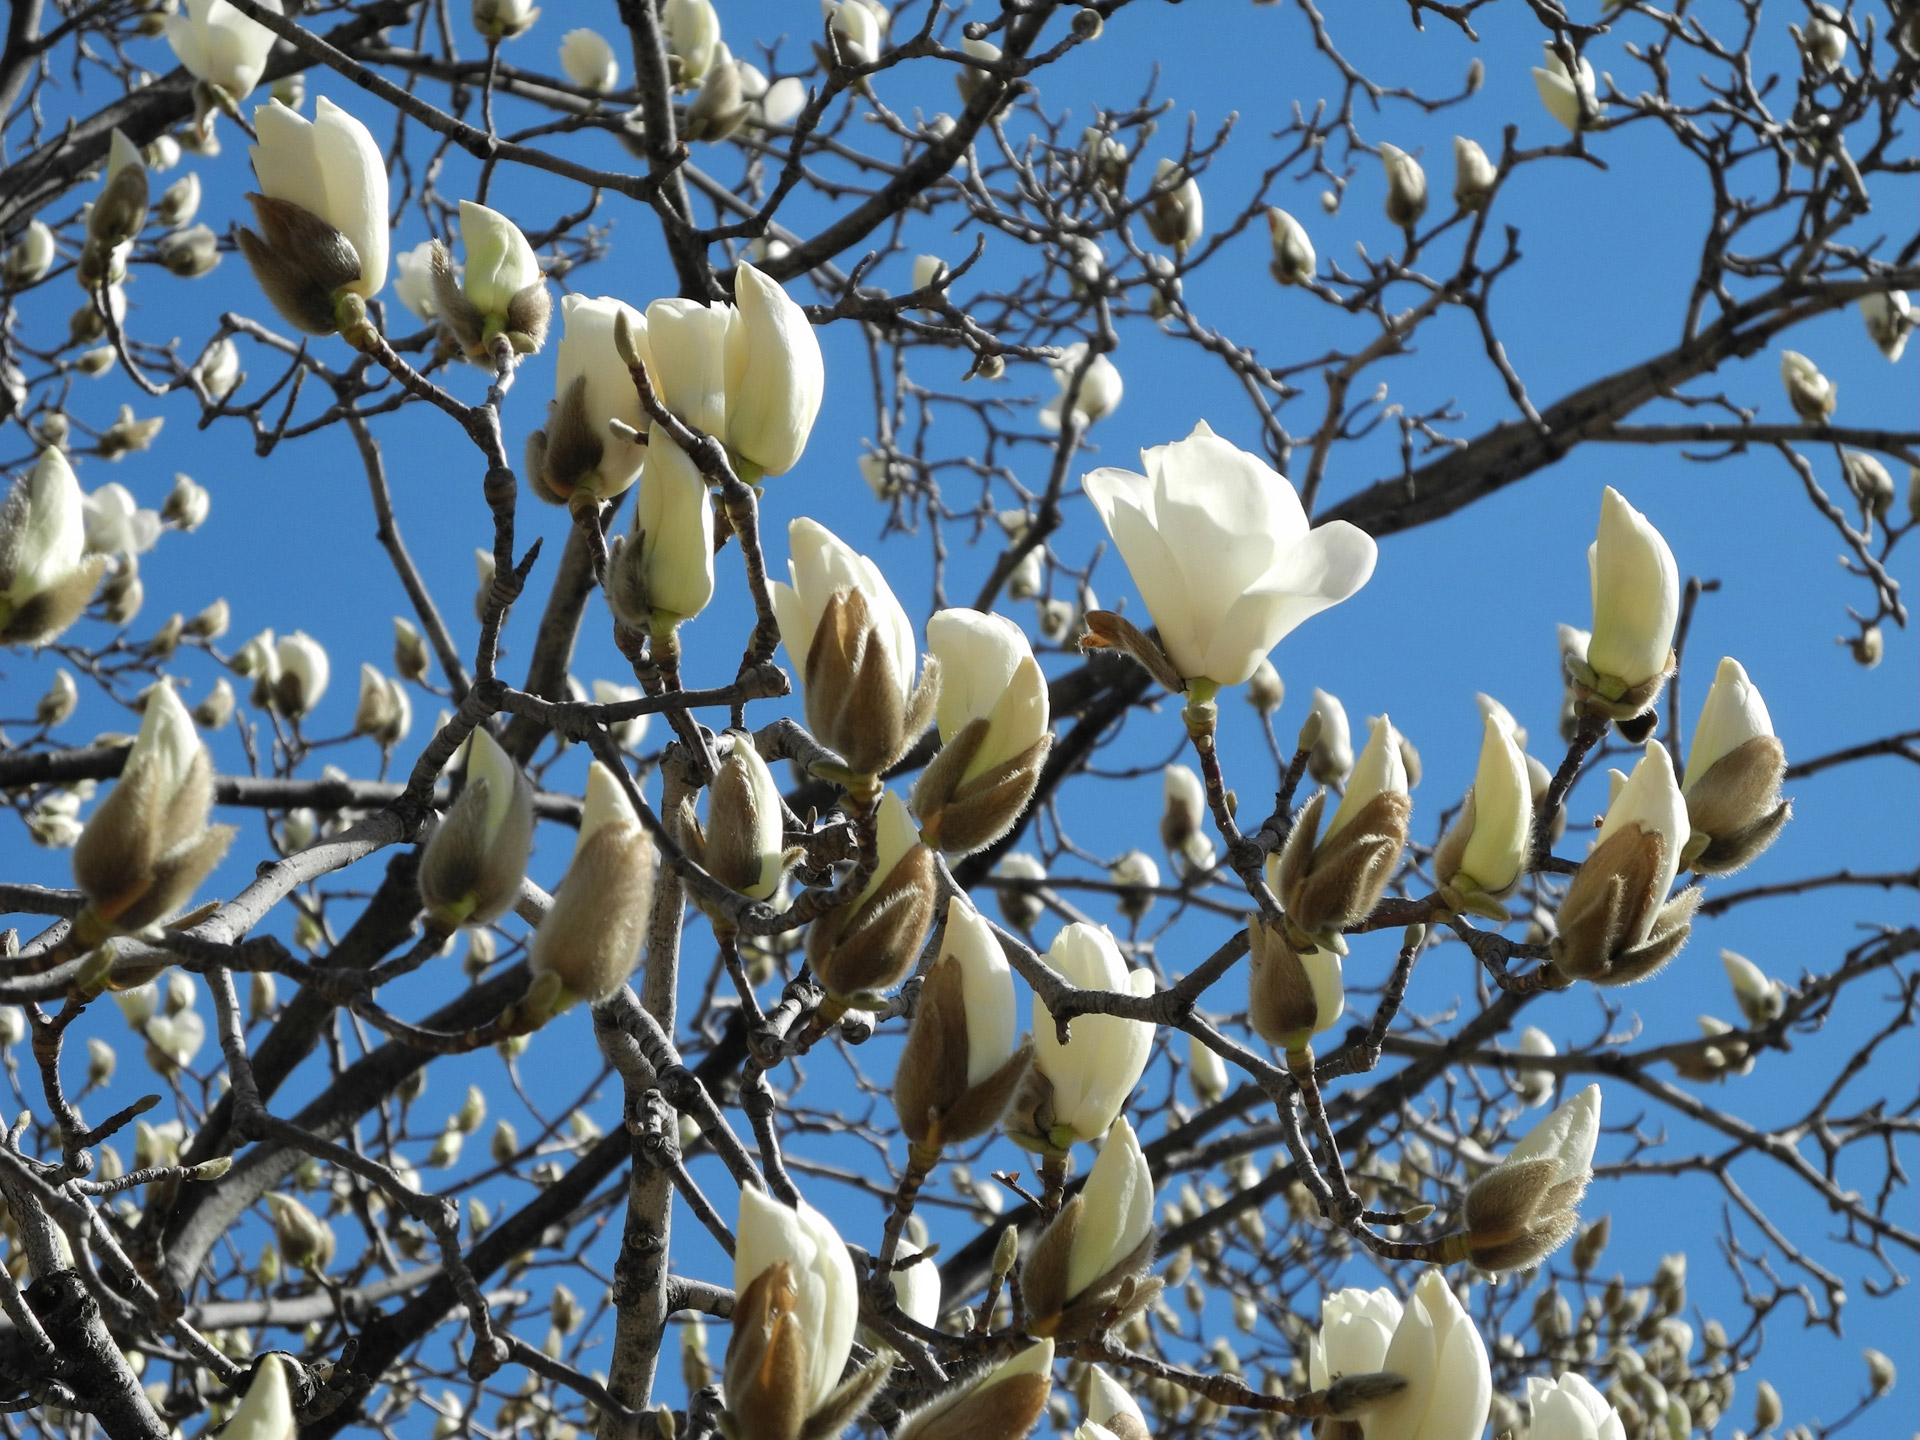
1085,423,1376,690
1367,1270,1492,1440
1033,923,1154,1143
251,97,389,295
732,1187,858,1417
167,0,283,101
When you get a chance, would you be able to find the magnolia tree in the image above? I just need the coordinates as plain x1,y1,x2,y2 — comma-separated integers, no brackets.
0,1,1914,1439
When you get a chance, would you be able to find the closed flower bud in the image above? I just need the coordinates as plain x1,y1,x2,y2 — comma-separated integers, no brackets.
474,548,495,624
1144,159,1203,254
1452,135,1498,210
1266,207,1315,285
168,0,280,102
1434,699,1533,902
1512,1026,1557,1108
491,1119,518,1163
894,896,1030,1151
1040,343,1123,431
1720,949,1785,1026
725,262,825,478
773,518,935,779
1457,1084,1599,1271
1841,449,1895,522
223,1353,296,1440
1859,290,1911,363
419,727,535,930
4,219,56,286
1379,143,1427,227
393,616,430,682
433,200,549,358
1,448,108,644
250,970,277,1024
1533,43,1600,132
821,0,881,67
353,664,411,749
912,608,1051,854
1023,1118,1155,1338
1247,658,1284,714
1681,657,1788,873
666,0,723,82
266,1193,335,1274
37,668,78,726
0,1008,27,1047
1108,848,1159,922
561,28,620,92
71,683,234,942
156,223,220,277
994,851,1047,931
531,293,647,506
605,430,716,636
100,554,143,625
684,53,752,141
89,131,150,252
1571,487,1679,729
1778,349,1835,423
683,729,787,901
194,677,236,729
97,405,165,460
1792,5,1847,72
392,241,439,321
1552,741,1698,987
1159,763,1208,870
1523,1371,1625,1440
158,173,202,231
806,790,936,999
1305,688,1353,784
896,1340,1053,1440
196,335,244,400
726,1188,865,1440
1016,923,1153,1152
529,761,656,1003
1247,917,1343,1054
1863,1348,1896,1396
592,679,650,751
1346,1270,1491,1436
1849,624,1883,667
1270,715,1410,948
271,631,328,719
472,0,538,41
161,474,210,531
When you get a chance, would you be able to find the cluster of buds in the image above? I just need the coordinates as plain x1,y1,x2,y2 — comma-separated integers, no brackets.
1020,1118,1157,1338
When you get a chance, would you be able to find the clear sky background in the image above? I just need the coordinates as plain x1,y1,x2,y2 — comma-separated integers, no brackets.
4,0,1915,1432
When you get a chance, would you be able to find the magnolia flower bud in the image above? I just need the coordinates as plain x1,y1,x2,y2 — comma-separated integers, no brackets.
71,684,234,943
266,1193,336,1273
1573,487,1679,730
156,172,202,232
1452,136,1497,210
1552,742,1698,987
682,730,787,901
1842,449,1895,524
592,679,650,751
1083,425,1376,691
1144,159,1203,253
1270,715,1410,948
893,896,1030,1151
1379,143,1427,227
473,548,496,624
1015,923,1153,1152
143,1006,206,1073
773,518,934,779
1720,950,1785,1026
1791,5,1848,72
433,200,549,357
895,1339,1053,1440
1247,918,1343,1053
419,727,534,931
4,220,55,286
1,448,108,645
684,55,752,142
1460,1085,1599,1271
993,852,1047,931
726,1188,867,1440
270,631,328,719
1246,658,1284,715
528,762,656,1003
392,241,439,321
1304,688,1353,784
725,263,825,478
156,222,220,277
1022,1118,1156,1337
393,617,430,682
353,664,411,749
1681,657,1789,873
605,430,716,634
1434,700,1533,903
1108,848,1159,922
913,608,1052,854
1523,1371,1626,1440
1533,43,1599,132
821,0,881,67
239,99,389,332
97,405,165,460
1347,1270,1492,1436
89,131,149,254
1849,624,1884,668
806,790,936,999
1860,290,1912,362
194,677,236,730
666,0,723,81
160,474,210,533
250,970,277,1024
1158,763,1208,874
1863,1348,1896,1396
472,0,538,40
223,1354,296,1440
1266,207,1315,286
36,668,77,726
1187,1033,1228,1105
1510,1026,1558,1108
0,1008,24,1048
560,28,620,92
527,295,647,507
1778,349,1835,424
1040,343,1124,431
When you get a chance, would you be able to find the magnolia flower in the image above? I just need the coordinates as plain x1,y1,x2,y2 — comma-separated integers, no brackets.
1247,916,1344,1053
748,70,808,129
1364,1270,1492,1440
805,790,936,998
37,669,78,727
1513,1026,1557,1108
240,98,389,332
726,263,826,478
82,483,160,557
432,200,549,357
1083,423,1376,692
665,0,723,82
1269,715,1410,948
912,608,1051,853
197,335,244,400
1144,158,1203,253
1721,949,1786,1026
419,728,535,931
527,293,648,511
1552,742,1698,987
70,684,235,942
1160,762,1209,872
1575,487,1678,723
1860,290,1911,362
1380,143,1427,227
892,896,1029,1151
1791,5,1848,73
393,241,439,320
1681,657,1789,873
1039,343,1124,432
994,851,1047,932
822,0,881,66
1305,687,1354,785
1843,449,1895,523
162,473,210,531
605,431,717,633
352,664,411,748
684,51,752,141
472,0,538,41
681,729,786,902
392,616,430,682
895,1340,1054,1440
726,1188,862,1438
157,173,202,230
1188,1032,1228,1104
1019,923,1154,1150
1452,135,1497,210
1461,1085,1600,1271
1309,1285,1402,1391
1525,1372,1626,1440
1435,699,1533,901
3,220,55,286
270,630,328,718
529,761,656,1003
85,131,147,265
1084,1365,1149,1440
1779,350,1836,423
890,1249,941,1331
592,679,650,751
224,1355,296,1440
1267,206,1315,285
1533,44,1599,132
772,518,929,778
1022,1117,1155,1337
167,0,282,102
267,1192,336,1273
559,29,619,92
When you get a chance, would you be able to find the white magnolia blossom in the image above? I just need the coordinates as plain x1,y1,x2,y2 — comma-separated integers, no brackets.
1514,1026,1557,1108
4,220,55,285
1778,349,1836,422
1721,950,1786,1026
1586,487,1679,692
1085,1364,1148,1435
940,898,1021,1089
166,0,283,102
592,679,650,752
1306,686,1354,785
1533,43,1599,132
1684,657,1773,785
1792,5,1848,73
251,97,389,296
1443,698,1533,897
1309,1285,1402,1390
1452,135,1498,209
1065,1118,1155,1298
1324,714,1408,842
1380,142,1427,226
559,28,619,92
222,1354,297,1440
1033,923,1154,1143
773,517,918,711
197,335,243,399
275,630,330,718
665,0,722,82
1147,157,1204,251
1039,342,1124,431
1495,1084,1600,1188
393,241,439,320
555,294,648,499
1860,290,1911,362
732,1188,858,1419
1598,742,1690,910
1525,1372,1626,1440
823,0,882,66
1084,422,1377,690
472,0,538,41
456,200,541,323
1366,1270,1493,1440
1266,206,1315,285
626,430,716,628
891,1249,941,1330
82,483,162,557
925,607,1050,781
